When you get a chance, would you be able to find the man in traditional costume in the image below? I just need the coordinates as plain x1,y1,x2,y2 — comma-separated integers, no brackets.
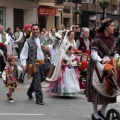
20,24,45,105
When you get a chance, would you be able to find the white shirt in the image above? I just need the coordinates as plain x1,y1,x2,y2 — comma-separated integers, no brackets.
91,50,119,62
48,44,60,64
57,29,66,35
14,31,23,42
20,37,44,66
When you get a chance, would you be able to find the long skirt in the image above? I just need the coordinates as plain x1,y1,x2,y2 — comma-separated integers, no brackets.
86,58,116,105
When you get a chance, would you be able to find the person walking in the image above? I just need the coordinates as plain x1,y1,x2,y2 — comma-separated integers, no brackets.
14,27,24,59
17,24,32,83
0,25,10,77
86,18,119,120
2,56,21,103
20,24,45,105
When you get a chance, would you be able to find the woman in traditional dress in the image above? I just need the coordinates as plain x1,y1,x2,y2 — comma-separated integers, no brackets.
47,46,80,96
86,18,120,120
60,30,77,54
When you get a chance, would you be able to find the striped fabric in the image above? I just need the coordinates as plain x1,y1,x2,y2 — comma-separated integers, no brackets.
5,66,17,84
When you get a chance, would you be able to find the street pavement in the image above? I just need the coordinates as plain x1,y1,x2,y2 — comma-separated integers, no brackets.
0,60,120,120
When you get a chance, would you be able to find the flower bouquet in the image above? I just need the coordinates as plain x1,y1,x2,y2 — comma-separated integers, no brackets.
72,61,81,69
55,33,61,41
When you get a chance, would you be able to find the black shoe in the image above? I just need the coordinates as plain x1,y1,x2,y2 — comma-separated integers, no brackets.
27,92,34,100
91,114,102,120
17,78,24,83
36,101,45,105
98,110,106,120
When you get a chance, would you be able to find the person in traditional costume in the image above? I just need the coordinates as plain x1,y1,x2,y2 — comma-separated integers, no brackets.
0,25,10,77
60,30,77,54
46,33,61,79
46,30,77,81
2,56,21,103
20,24,46,105
47,46,80,96
76,28,91,55
86,18,120,120
79,53,88,81
6,27,14,58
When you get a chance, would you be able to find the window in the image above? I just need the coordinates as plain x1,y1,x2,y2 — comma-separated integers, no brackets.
56,0,64,4
0,7,6,28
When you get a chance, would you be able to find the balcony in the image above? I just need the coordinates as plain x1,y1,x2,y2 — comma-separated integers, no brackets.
37,0,64,8
106,4,119,14
80,3,97,12
38,0,55,7
63,1,81,8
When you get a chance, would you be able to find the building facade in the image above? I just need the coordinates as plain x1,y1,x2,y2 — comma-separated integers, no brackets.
0,0,120,32
80,0,120,29
0,0,36,32
37,0,82,30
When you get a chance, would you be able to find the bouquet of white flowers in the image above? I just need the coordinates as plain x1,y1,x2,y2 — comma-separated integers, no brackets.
72,61,81,69
55,33,61,40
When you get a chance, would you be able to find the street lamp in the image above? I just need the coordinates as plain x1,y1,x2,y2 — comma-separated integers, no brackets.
34,0,39,24
98,0,110,20
74,0,81,25
75,0,78,24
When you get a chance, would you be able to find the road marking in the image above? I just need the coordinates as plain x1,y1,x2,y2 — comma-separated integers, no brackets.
0,113,44,116
117,96,120,102
81,115,90,118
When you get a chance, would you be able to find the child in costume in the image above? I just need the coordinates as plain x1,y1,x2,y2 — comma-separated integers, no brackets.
2,56,22,103
47,46,80,96
79,53,89,81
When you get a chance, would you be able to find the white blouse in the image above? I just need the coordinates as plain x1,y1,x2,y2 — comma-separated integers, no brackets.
20,37,44,66
91,50,119,62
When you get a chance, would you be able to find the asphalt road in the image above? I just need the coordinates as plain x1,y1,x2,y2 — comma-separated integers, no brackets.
0,60,120,120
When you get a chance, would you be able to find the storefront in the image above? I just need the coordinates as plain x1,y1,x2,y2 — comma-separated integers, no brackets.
38,7,59,31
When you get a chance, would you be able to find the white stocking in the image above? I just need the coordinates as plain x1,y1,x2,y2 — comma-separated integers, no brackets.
100,104,108,117
92,103,100,119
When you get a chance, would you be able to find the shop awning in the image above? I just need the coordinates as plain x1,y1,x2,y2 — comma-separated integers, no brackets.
38,7,56,16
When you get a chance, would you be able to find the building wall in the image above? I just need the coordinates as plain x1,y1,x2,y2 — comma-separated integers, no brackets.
0,0,36,31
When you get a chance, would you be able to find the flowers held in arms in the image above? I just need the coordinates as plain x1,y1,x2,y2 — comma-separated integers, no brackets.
98,0,110,3
72,61,82,69
55,33,61,40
